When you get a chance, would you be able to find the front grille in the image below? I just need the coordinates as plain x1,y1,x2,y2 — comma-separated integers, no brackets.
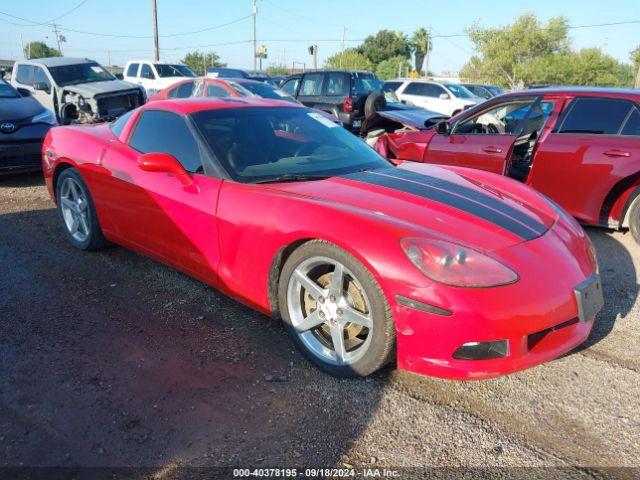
96,90,143,118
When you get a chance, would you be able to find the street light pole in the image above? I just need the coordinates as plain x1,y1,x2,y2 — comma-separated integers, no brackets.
253,0,257,71
151,0,160,62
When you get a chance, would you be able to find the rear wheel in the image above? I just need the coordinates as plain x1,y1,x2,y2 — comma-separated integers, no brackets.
56,168,109,250
278,240,395,377
628,198,640,245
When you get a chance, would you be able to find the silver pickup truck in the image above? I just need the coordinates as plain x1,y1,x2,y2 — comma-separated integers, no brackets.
11,57,145,124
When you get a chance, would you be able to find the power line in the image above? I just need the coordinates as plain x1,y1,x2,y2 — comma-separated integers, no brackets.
42,0,90,25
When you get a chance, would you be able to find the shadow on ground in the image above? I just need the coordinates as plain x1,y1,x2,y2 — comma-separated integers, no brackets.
0,201,386,469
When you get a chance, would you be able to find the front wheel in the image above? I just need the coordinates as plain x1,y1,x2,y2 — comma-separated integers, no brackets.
278,240,395,377
56,168,109,250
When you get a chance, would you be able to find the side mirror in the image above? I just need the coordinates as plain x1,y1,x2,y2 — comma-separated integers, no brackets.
33,82,51,94
137,152,192,186
436,121,450,135
439,93,450,100
17,87,31,97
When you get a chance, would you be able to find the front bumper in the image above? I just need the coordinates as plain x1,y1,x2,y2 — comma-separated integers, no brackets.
0,124,51,172
392,220,598,380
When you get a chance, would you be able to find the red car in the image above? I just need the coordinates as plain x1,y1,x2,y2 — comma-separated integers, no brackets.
148,76,299,104
375,88,640,243
42,98,602,380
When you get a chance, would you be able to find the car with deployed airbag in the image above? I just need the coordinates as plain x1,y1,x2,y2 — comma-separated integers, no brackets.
42,98,601,379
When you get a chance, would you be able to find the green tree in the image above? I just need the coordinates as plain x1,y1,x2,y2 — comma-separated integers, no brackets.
324,49,373,71
265,64,289,76
180,50,225,76
410,28,432,74
375,56,411,80
24,41,60,59
461,14,569,89
632,45,640,88
529,49,634,87
356,30,411,66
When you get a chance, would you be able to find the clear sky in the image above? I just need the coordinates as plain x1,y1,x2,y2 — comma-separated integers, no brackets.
1,0,638,74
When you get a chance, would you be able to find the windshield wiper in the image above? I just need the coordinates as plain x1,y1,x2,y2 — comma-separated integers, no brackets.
251,173,331,184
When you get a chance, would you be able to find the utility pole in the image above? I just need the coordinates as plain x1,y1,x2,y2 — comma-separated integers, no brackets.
151,0,159,62
52,24,63,54
309,45,318,71
635,63,640,89
340,27,345,69
252,0,257,71
20,33,24,59
107,50,111,66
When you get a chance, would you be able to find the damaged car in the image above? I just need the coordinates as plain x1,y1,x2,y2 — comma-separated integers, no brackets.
11,57,146,125
373,87,640,244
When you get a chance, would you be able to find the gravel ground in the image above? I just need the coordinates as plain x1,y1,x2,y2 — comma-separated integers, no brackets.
0,172,639,478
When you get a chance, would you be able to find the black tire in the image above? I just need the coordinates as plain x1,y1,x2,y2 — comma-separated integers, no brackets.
55,168,109,251
364,90,387,120
278,240,395,377
628,198,640,245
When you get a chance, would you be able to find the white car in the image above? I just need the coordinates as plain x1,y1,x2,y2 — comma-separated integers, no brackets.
387,79,483,116
123,60,196,96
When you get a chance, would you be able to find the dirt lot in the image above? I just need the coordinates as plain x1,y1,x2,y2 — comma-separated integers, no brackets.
1,172,639,477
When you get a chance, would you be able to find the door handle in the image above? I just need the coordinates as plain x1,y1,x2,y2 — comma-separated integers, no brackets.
482,146,503,154
603,149,631,158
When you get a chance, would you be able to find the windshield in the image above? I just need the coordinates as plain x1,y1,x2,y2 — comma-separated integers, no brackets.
0,80,19,98
155,64,195,78
486,85,504,96
444,83,476,99
353,72,383,95
48,62,114,87
238,82,298,104
191,107,390,183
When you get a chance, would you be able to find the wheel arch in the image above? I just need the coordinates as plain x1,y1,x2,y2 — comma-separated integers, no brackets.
600,172,640,229
52,160,78,199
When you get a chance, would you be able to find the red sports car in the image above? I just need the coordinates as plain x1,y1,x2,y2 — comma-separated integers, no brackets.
42,98,602,379
374,87,640,243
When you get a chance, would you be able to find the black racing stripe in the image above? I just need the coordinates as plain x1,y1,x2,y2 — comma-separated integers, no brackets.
385,168,547,236
343,170,543,241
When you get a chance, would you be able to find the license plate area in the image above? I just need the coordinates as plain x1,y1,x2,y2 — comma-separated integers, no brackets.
574,274,603,323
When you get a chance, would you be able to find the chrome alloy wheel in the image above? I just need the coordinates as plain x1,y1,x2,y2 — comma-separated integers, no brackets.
286,256,374,366
59,176,90,242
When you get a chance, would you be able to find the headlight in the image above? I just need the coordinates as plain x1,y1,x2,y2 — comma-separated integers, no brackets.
32,109,57,125
400,238,519,288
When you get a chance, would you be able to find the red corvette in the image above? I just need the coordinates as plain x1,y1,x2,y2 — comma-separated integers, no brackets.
374,88,640,243
42,98,602,379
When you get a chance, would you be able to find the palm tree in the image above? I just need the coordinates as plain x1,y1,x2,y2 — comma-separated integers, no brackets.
411,28,433,76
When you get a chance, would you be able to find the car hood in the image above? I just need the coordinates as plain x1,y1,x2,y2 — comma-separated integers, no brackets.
268,164,556,252
0,95,44,122
63,80,141,97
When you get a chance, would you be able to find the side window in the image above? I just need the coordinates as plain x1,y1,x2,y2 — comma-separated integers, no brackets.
326,73,349,96
129,110,203,173
205,83,231,98
126,63,139,78
455,100,536,135
140,64,155,80
402,82,423,95
15,64,34,85
622,108,640,136
280,78,299,95
299,74,324,96
425,84,446,98
167,81,195,98
383,81,402,92
33,67,50,88
559,98,633,135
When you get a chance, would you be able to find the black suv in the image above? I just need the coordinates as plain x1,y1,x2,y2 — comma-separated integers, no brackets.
280,71,383,131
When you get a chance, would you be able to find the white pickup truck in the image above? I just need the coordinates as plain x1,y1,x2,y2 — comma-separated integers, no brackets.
123,60,196,96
